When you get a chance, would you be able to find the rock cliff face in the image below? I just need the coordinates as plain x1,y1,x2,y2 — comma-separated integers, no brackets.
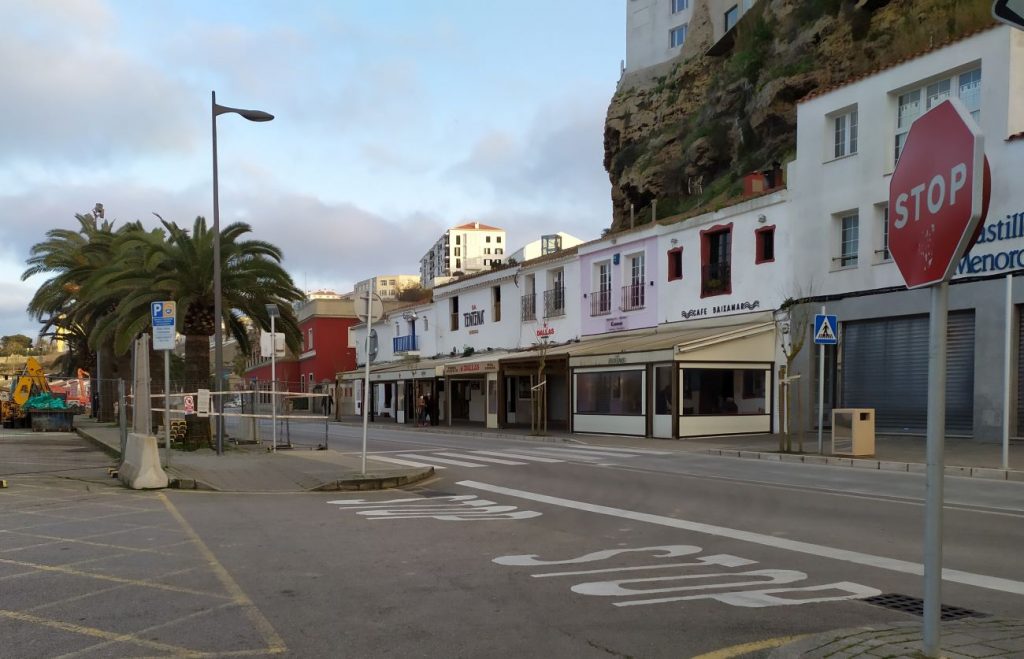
604,0,995,233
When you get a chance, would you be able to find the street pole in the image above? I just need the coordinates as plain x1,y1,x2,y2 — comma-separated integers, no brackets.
361,282,374,475
817,305,825,454
164,350,171,468
1003,273,1012,471
211,90,224,456
271,313,277,453
923,281,949,657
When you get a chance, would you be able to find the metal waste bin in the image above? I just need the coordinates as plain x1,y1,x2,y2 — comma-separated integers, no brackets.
832,408,875,456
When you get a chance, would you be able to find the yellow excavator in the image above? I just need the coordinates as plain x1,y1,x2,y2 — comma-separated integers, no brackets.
1,358,51,427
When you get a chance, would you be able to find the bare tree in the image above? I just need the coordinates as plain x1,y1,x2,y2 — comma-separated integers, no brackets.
775,295,813,452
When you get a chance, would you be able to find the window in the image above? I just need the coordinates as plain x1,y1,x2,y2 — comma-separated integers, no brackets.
700,224,732,297
755,226,775,264
575,370,644,416
423,316,429,332
545,268,565,318
497,236,501,243
496,248,503,255
667,247,683,281
591,261,612,316
833,109,858,158
670,24,687,48
455,258,461,269
672,0,689,12
681,368,767,415
624,253,645,311
522,274,537,321
837,212,859,267
455,235,460,245
454,247,461,256
486,236,492,243
450,297,459,331
876,205,891,263
492,285,501,322
724,4,739,31
307,328,313,350
894,67,980,163
484,248,491,254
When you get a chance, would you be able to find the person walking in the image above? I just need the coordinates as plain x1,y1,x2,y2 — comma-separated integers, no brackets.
416,394,426,427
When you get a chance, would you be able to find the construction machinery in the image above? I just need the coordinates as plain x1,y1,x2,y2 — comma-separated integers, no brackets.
12,357,50,407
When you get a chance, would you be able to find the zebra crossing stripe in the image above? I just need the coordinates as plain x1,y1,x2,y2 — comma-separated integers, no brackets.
568,445,669,456
370,455,444,469
436,452,526,465
526,446,639,459
399,453,486,468
472,450,563,463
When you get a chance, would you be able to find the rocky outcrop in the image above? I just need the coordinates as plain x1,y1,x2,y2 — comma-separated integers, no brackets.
604,0,996,233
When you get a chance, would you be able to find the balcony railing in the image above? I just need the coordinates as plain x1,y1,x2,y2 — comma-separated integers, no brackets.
543,287,565,318
521,293,537,322
589,289,612,316
701,262,731,297
621,283,645,312
393,334,419,353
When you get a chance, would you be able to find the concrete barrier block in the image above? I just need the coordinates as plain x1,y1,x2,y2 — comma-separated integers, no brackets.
1007,471,1024,482
879,461,909,472
706,449,722,456
119,433,168,490
827,457,853,466
908,463,926,473
739,451,760,459
719,450,740,457
802,455,828,465
780,454,804,463
759,453,782,461
970,467,1007,480
945,465,970,477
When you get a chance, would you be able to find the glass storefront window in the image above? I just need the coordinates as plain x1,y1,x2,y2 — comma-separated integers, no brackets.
681,368,767,415
575,370,644,416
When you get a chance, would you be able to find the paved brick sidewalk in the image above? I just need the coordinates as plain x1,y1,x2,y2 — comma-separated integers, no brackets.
771,618,1024,658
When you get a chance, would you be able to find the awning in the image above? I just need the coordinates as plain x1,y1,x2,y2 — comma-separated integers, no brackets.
443,350,512,377
338,354,464,383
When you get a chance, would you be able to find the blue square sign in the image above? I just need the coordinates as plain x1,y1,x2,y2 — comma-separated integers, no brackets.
813,314,838,345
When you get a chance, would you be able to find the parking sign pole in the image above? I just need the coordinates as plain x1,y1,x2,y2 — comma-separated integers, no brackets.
165,350,171,468
923,281,949,656
818,305,826,455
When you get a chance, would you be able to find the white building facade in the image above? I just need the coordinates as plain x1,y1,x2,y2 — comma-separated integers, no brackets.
788,25,1024,439
419,222,507,287
354,274,420,301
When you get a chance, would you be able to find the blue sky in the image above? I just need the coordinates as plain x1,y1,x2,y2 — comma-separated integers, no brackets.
0,0,623,340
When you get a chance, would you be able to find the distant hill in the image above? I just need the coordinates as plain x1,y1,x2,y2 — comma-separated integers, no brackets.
603,0,994,232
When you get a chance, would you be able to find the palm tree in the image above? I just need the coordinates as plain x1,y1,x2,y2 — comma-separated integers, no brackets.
22,212,144,421
97,216,303,447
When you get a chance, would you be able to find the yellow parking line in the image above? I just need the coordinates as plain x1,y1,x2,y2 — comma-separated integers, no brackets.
0,556,232,599
27,567,200,613
691,634,811,659
0,530,192,557
158,493,287,654
0,609,201,656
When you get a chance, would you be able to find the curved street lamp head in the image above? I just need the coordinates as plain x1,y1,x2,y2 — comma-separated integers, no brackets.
213,103,274,122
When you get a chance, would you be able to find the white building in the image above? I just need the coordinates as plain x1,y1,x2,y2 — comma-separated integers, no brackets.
419,222,507,287
788,25,1024,439
507,232,585,264
354,274,420,301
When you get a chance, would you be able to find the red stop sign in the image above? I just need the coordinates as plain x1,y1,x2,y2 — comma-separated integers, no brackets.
889,98,989,288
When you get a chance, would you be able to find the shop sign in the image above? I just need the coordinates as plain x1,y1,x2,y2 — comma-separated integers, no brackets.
464,310,485,327
681,300,761,319
608,356,627,365
606,316,628,332
444,361,499,376
955,209,1024,276
536,324,555,338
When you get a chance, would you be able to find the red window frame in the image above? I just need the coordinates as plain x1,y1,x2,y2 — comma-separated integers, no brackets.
699,222,733,299
755,225,775,264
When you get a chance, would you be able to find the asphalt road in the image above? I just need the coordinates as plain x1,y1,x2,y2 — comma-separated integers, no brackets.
2,424,1022,657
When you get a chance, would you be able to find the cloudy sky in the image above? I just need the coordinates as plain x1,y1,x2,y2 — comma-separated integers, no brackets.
0,0,622,340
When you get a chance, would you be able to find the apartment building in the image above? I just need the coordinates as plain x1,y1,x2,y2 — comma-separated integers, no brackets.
419,222,506,287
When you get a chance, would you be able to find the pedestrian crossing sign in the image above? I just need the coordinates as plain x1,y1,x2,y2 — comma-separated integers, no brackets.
814,314,838,345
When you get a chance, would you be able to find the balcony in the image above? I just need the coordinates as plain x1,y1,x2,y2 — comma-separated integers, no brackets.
701,262,731,297
621,283,645,312
543,287,565,318
521,293,537,322
589,289,612,316
393,334,419,354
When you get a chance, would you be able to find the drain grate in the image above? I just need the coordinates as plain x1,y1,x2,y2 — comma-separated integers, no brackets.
861,593,990,621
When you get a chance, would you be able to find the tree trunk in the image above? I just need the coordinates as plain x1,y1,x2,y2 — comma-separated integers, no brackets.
183,333,212,449
97,344,117,423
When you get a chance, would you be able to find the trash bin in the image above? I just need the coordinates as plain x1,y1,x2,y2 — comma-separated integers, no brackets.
832,408,875,456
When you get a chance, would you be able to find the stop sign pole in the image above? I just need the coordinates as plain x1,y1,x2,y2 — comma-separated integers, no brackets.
888,97,989,657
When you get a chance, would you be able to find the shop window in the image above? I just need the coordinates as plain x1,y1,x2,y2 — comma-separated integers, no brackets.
681,368,767,415
755,226,775,264
575,370,644,416
667,247,683,281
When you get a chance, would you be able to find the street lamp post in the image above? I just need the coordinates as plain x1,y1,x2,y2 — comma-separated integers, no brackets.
211,90,273,455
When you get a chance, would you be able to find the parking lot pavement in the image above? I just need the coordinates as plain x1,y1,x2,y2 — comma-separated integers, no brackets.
0,431,286,657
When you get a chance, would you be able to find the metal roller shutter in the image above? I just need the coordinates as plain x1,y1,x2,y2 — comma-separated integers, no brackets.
841,312,974,434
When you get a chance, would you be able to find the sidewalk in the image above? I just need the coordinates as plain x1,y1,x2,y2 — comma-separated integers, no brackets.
74,417,433,492
338,415,1024,481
